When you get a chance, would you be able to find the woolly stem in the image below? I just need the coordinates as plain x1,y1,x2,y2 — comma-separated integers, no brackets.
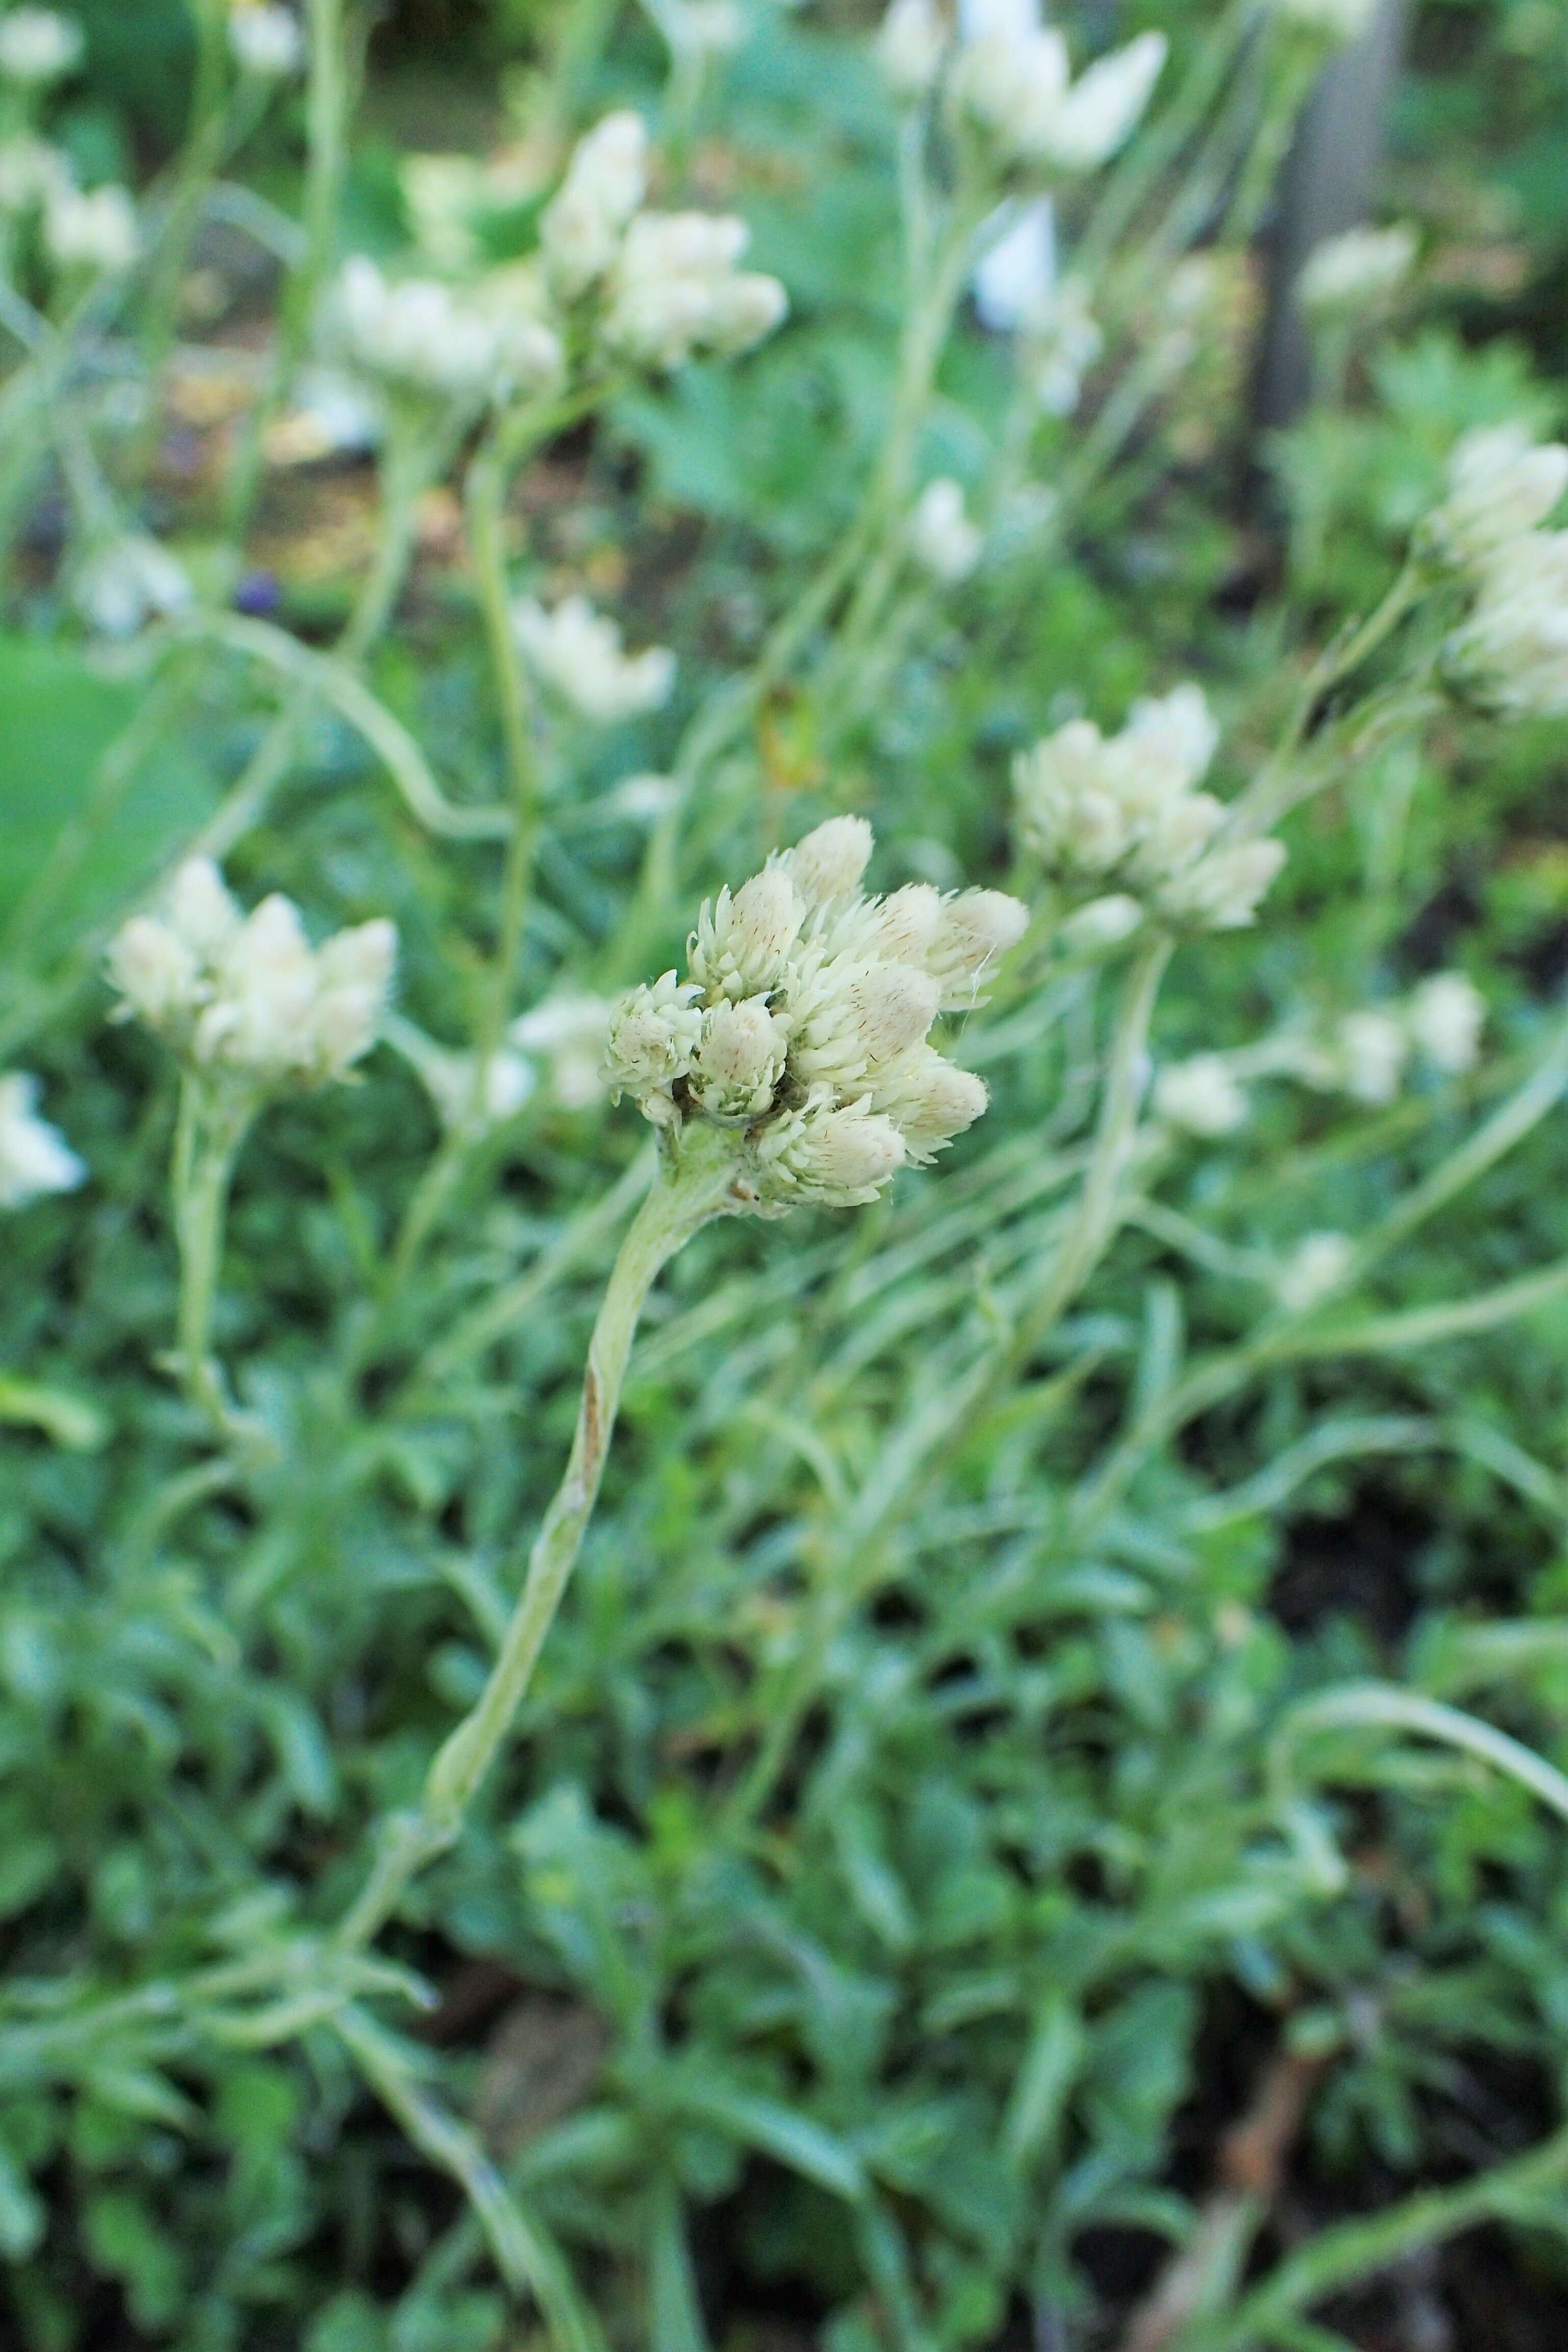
169,1075,266,1458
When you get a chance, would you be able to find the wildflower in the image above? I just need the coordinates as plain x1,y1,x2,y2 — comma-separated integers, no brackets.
604,820,1022,1208
1445,531,1568,718
1015,683,1284,932
539,111,649,301
44,183,137,275
1297,223,1415,318
1277,1230,1354,1312
876,0,945,99
952,24,1166,178
228,3,303,77
1154,1055,1250,1138
510,993,616,1109
1407,972,1484,1074
1335,1008,1407,1105
1425,425,1568,572
910,478,983,584
331,257,551,410
72,535,192,639
600,209,787,371
0,1073,84,1208
1023,274,1101,416
107,860,396,1091
512,594,675,724
0,7,82,85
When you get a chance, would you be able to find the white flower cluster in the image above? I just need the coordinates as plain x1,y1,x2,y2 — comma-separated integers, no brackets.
512,594,676,724
1153,971,1486,1139
1023,274,1102,418
1429,426,1568,717
330,255,564,413
539,111,787,371
107,860,396,1090
0,1073,83,1209
910,477,983,584
604,818,1025,1209
44,180,137,274
1297,223,1415,319
73,533,192,639
935,13,1168,179
1014,685,1285,932
0,7,82,86
228,2,304,79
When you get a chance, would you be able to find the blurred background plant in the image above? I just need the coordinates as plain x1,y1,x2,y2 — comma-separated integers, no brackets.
3,2,1568,2349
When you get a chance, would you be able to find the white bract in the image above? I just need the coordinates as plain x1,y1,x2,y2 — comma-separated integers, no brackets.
1297,223,1415,318
876,0,945,98
73,535,192,639
951,24,1166,177
45,183,137,274
1277,1230,1355,1312
910,478,983,584
1426,425,1568,571
1014,683,1285,931
228,4,304,78
0,1073,83,1208
1154,1055,1250,1138
107,861,397,1091
604,818,1025,1207
512,595,675,724
1446,530,1568,718
0,7,82,84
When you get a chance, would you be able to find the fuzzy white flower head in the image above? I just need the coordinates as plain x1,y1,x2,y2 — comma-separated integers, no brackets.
1277,1230,1354,1313
540,110,649,300
1426,425,1568,572
228,3,304,77
512,594,675,724
877,0,945,98
605,819,1018,1206
0,1073,84,1208
953,24,1164,176
511,992,615,1110
1406,972,1484,1075
107,862,396,1090
1297,223,1416,318
1445,531,1568,718
1335,1008,1408,1105
600,208,787,371
0,7,82,84
331,256,509,405
910,477,983,584
73,535,192,639
45,182,137,275
1154,1055,1250,1139
1024,274,1102,416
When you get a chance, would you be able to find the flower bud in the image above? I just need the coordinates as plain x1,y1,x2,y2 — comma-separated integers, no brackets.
926,888,1029,1005
910,477,983,584
1156,839,1285,930
1154,1055,1249,1138
309,919,398,1078
876,0,944,99
845,962,941,1066
774,1099,907,1206
693,995,787,1121
1406,972,1484,1074
0,1072,83,1208
167,859,240,958
603,973,704,1104
1336,1009,1407,1105
1060,894,1143,951
873,1047,988,1162
692,866,803,998
1427,425,1568,571
106,916,201,1028
784,816,875,906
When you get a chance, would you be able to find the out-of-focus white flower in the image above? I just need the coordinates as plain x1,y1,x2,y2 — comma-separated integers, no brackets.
45,182,137,274
0,7,82,85
228,3,304,77
1154,1054,1250,1138
107,860,396,1089
264,367,383,464
876,0,945,98
1446,530,1568,718
1335,1008,1407,1104
0,132,70,213
661,0,743,58
1406,972,1484,1074
605,771,681,822
1274,0,1377,40
606,820,1019,1205
511,993,615,1110
388,1017,536,1134
331,256,521,407
512,595,675,724
73,535,192,638
0,1073,84,1208
1277,1230,1355,1313
600,208,787,370
540,111,650,300
1060,893,1142,951
973,198,1055,333
910,477,983,583
1297,223,1415,318
952,24,1166,177
1426,425,1568,571
1023,272,1101,415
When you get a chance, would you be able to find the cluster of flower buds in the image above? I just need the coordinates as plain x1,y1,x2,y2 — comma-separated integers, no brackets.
1014,684,1285,933
1424,426,1568,717
1153,971,1486,1139
604,819,1025,1209
909,477,983,584
107,860,396,1092
511,594,676,724
228,1,304,79
1296,223,1415,321
329,255,565,417
538,111,787,373
72,533,192,639
0,1072,83,1209
0,8,82,88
